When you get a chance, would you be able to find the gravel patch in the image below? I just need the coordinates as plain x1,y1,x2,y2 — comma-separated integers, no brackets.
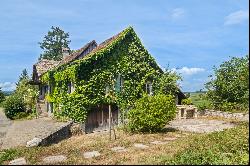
169,119,236,133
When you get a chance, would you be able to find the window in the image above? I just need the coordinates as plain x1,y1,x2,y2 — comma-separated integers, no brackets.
145,81,153,95
115,74,124,92
68,82,72,94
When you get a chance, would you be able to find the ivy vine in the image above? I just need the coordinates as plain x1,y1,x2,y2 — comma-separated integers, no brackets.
41,27,178,122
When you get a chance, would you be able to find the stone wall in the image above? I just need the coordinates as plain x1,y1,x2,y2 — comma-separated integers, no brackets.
39,121,73,146
198,109,249,122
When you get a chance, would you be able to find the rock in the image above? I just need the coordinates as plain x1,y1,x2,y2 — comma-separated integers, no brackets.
111,146,127,152
83,151,101,159
133,143,149,149
26,137,42,147
42,155,67,164
9,158,27,165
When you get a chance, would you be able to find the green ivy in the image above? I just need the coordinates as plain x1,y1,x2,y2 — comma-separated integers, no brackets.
41,27,178,122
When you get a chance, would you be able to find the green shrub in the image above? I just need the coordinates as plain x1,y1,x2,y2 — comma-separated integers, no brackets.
12,112,29,120
127,94,176,133
0,149,22,165
3,94,25,119
181,98,193,105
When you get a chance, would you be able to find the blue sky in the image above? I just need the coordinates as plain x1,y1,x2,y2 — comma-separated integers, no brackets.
0,0,249,92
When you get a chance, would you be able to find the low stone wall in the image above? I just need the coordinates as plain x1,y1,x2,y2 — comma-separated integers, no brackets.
198,109,249,122
39,121,73,146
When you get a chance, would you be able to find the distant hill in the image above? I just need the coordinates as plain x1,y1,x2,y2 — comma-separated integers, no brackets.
3,91,14,96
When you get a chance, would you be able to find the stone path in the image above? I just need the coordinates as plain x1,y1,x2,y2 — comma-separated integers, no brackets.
168,118,236,133
0,108,12,148
133,143,149,149
83,151,101,159
111,146,127,152
42,155,67,164
8,157,27,165
0,108,68,150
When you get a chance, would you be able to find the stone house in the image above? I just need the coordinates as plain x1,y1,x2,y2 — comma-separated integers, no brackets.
31,27,185,133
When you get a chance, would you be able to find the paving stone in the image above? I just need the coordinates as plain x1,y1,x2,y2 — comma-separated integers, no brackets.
133,143,149,149
83,151,101,159
150,141,167,145
42,155,67,164
111,146,127,152
9,158,27,165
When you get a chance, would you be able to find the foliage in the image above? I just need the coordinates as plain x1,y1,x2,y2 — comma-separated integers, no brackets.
41,27,180,122
0,149,22,165
127,94,176,133
16,69,29,86
205,55,249,112
153,68,182,96
3,94,25,119
164,122,249,165
39,26,71,61
0,87,5,103
3,70,39,119
181,98,192,105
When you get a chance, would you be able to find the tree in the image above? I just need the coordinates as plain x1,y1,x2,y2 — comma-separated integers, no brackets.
39,26,71,61
17,69,29,85
0,87,5,103
205,55,249,110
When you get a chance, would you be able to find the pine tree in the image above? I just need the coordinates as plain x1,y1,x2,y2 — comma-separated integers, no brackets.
39,26,71,61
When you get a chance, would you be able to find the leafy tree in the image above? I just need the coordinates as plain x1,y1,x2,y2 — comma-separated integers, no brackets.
205,55,249,111
0,87,5,103
153,68,182,96
39,26,71,61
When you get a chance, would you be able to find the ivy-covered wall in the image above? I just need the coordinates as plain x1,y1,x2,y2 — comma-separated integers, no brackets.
41,27,165,122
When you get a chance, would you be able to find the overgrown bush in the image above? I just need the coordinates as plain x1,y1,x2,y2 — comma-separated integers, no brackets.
205,55,249,112
127,94,176,133
181,98,193,105
3,94,25,119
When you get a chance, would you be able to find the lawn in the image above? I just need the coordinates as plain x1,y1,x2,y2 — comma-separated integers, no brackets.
0,119,248,165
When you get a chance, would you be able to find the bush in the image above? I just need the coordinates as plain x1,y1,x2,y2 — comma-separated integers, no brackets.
205,55,249,111
3,94,25,119
181,98,192,105
127,94,176,133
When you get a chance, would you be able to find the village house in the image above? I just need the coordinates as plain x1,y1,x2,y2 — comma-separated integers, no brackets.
31,27,185,133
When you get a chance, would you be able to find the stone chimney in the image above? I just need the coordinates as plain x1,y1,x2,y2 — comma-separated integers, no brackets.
62,47,70,59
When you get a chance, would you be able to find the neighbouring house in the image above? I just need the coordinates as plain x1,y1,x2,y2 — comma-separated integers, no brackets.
31,27,185,133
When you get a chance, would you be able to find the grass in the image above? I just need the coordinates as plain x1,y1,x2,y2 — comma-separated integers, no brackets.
189,92,211,106
148,122,249,165
0,119,248,165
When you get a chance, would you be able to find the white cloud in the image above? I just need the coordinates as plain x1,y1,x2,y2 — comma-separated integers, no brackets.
171,8,185,19
172,67,205,75
224,10,249,25
0,82,16,91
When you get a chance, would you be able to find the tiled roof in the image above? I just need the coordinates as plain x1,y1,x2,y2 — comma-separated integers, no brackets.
84,31,123,59
59,40,97,66
34,59,61,76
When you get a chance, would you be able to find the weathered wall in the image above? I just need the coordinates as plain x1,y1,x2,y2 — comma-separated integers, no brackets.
198,109,249,121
